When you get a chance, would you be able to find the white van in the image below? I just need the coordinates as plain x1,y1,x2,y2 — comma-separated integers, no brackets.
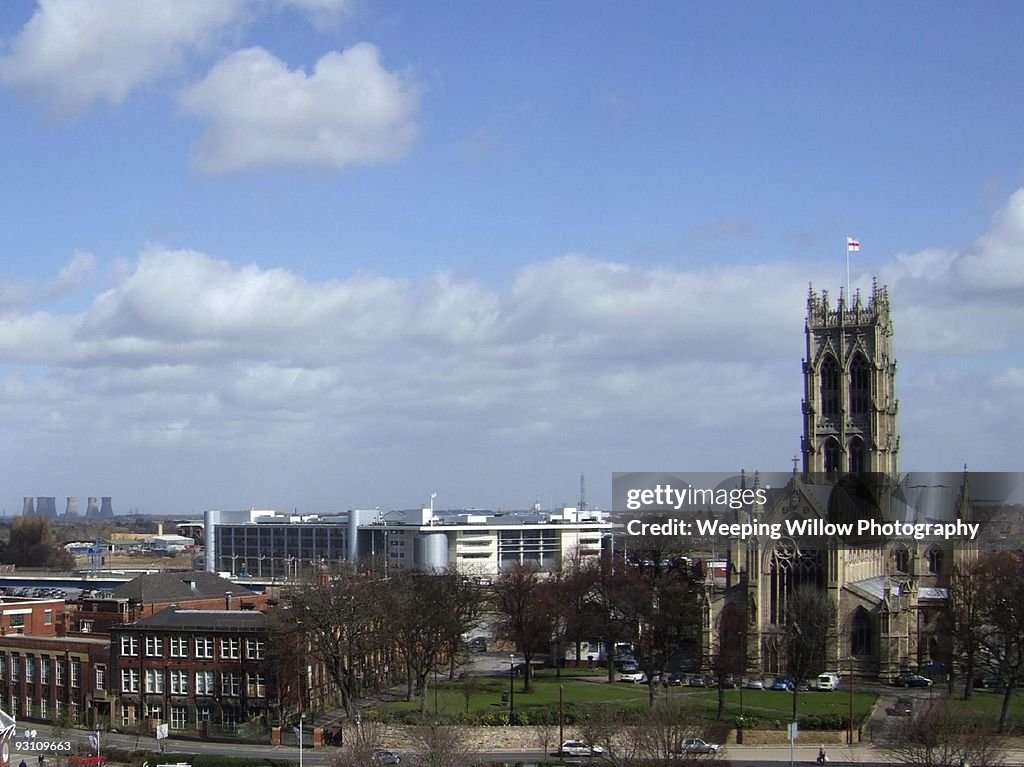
817,672,841,691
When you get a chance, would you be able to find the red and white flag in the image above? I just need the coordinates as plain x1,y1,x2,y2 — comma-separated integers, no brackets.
847,236,860,253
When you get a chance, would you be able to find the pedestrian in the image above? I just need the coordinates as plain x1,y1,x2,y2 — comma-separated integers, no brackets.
817,745,827,764
19,759,28,767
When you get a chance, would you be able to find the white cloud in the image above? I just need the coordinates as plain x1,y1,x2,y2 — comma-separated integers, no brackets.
180,44,420,173
278,0,357,31
2,191,1024,512
0,0,247,116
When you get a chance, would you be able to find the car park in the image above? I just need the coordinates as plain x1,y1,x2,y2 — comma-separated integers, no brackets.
560,740,605,757
893,672,932,688
676,738,720,754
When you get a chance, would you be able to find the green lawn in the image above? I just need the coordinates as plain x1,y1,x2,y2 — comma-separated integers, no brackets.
367,669,877,726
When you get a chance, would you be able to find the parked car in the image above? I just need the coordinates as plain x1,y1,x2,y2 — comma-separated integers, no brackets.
616,659,640,673
560,740,605,757
687,674,707,687
676,738,720,754
769,676,794,691
893,673,933,688
667,671,685,686
619,670,647,683
744,676,765,689
886,697,914,716
974,674,1000,689
373,749,402,765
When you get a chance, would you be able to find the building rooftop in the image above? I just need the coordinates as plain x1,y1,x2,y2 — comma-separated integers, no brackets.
129,607,268,632
113,571,254,602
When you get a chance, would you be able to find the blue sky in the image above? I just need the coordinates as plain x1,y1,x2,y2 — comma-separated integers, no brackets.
0,1,1022,517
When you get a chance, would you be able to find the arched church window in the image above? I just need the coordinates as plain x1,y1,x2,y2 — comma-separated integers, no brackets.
851,607,872,655
850,354,871,417
893,546,909,573
820,356,840,419
927,547,944,574
823,438,841,474
849,437,866,474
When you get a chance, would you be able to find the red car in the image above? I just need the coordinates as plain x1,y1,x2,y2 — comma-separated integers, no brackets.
68,755,108,767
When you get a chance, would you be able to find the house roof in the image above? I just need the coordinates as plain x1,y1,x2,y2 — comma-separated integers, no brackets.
112,571,254,602
130,607,268,632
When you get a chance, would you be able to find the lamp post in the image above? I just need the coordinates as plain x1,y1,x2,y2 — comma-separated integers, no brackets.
509,655,515,724
848,656,854,745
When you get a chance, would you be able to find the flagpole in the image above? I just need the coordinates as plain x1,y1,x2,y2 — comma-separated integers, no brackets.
846,235,851,305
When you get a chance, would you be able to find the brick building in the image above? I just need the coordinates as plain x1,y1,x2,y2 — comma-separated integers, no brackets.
109,608,277,734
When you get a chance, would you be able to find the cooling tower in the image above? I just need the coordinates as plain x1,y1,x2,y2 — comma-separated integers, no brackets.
85,497,100,518
99,497,114,517
65,497,80,517
22,497,35,516
36,497,58,519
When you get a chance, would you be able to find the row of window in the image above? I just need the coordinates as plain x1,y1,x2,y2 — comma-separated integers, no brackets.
8,696,78,722
0,654,81,687
121,701,258,730
120,635,264,661
120,668,265,697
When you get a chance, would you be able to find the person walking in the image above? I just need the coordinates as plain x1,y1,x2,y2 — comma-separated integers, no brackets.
817,745,828,764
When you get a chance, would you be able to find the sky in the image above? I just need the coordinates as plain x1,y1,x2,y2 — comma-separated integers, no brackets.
0,1,1022,517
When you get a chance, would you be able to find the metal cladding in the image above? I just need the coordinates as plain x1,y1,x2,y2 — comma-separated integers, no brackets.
65,497,80,516
36,497,58,519
22,497,34,516
85,497,100,518
99,497,114,517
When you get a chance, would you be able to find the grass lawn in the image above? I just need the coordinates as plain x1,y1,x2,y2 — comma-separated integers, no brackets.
368,669,877,726
940,687,1024,726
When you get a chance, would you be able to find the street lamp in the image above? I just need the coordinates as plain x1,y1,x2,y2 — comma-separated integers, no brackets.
848,656,854,745
507,651,516,725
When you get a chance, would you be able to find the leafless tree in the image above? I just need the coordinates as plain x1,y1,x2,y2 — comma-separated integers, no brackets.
882,699,1005,767
780,585,835,721
634,701,724,767
946,557,986,700
406,724,474,767
327,720,384,767
492,562,553,694
976,551,1024,733
710,603,747,720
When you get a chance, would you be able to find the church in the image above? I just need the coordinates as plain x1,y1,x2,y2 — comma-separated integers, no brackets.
710,281,972,682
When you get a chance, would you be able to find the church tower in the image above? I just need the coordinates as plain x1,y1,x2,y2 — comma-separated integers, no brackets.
801,281,898,475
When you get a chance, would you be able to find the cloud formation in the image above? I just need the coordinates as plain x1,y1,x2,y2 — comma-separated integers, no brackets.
0,0,247,116
2,190,1022,512
180,44,420,173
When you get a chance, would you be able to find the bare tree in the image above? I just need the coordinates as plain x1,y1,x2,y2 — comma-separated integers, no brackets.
577,708,641,767
780,585,835,721
710,603,746,720
328,721,384,767
946,558,986,700
635,701,724,767
977,551,1024,733
492,563,553,694
882,699,1005,767
407,724,474,767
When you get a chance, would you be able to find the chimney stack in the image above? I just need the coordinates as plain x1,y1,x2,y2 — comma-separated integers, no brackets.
36,497,58,519
22,497,34,516
85,497,100,518
65,497,80,517
99,497,114,517
226,592,233,610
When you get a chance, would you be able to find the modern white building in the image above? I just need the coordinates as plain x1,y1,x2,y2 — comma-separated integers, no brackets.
204,505,615,577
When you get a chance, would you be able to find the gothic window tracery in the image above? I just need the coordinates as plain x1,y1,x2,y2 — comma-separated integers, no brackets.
822,437,841,473
849,436,866,474
893,546,909,573
851,606,872,655
768,542,824,625
850,353,871,417
820,355,840,419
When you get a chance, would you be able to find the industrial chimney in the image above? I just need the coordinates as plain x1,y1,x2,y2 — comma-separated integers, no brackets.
65,497,80,517
99,497,114,517
36,497,58,519
85,497,100,518
22,497,34,516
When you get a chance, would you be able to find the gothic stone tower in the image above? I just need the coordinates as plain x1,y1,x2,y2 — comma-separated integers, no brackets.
801,281,898,475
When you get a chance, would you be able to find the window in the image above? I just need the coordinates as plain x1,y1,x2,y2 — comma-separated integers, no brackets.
40,656,50,684
220,637,240,660
170,705,187,731
147,704,162,722
196,705,211,726
10,614,24,628
928,547,945,574
851,607,872,655
10,655,19,681
822,437,840,474
849,437,866,475
71,659,81,688
70,701,80,723
40,699,47,719
145,636,163,657
120,636,139,657
145,669,164,694
894,547,909,573
850,354,871,417
26,698,32,717
25,656,34,682
169,670,188,695
246,639,265,660
121,703,137,727
247,673,266,698
195,670,215,696
44,609,53,626
194,636,213,659
80,620,94,633
170,636,187,658
820,355,840,419
96,666,106,691
0,654,5,680
221,672,241,696
55,659,63,686
121,669,139,693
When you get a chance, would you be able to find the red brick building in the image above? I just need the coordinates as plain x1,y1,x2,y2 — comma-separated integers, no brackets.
108,608,277,734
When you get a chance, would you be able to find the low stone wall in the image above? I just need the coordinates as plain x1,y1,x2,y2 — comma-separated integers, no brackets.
728,729,851,746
